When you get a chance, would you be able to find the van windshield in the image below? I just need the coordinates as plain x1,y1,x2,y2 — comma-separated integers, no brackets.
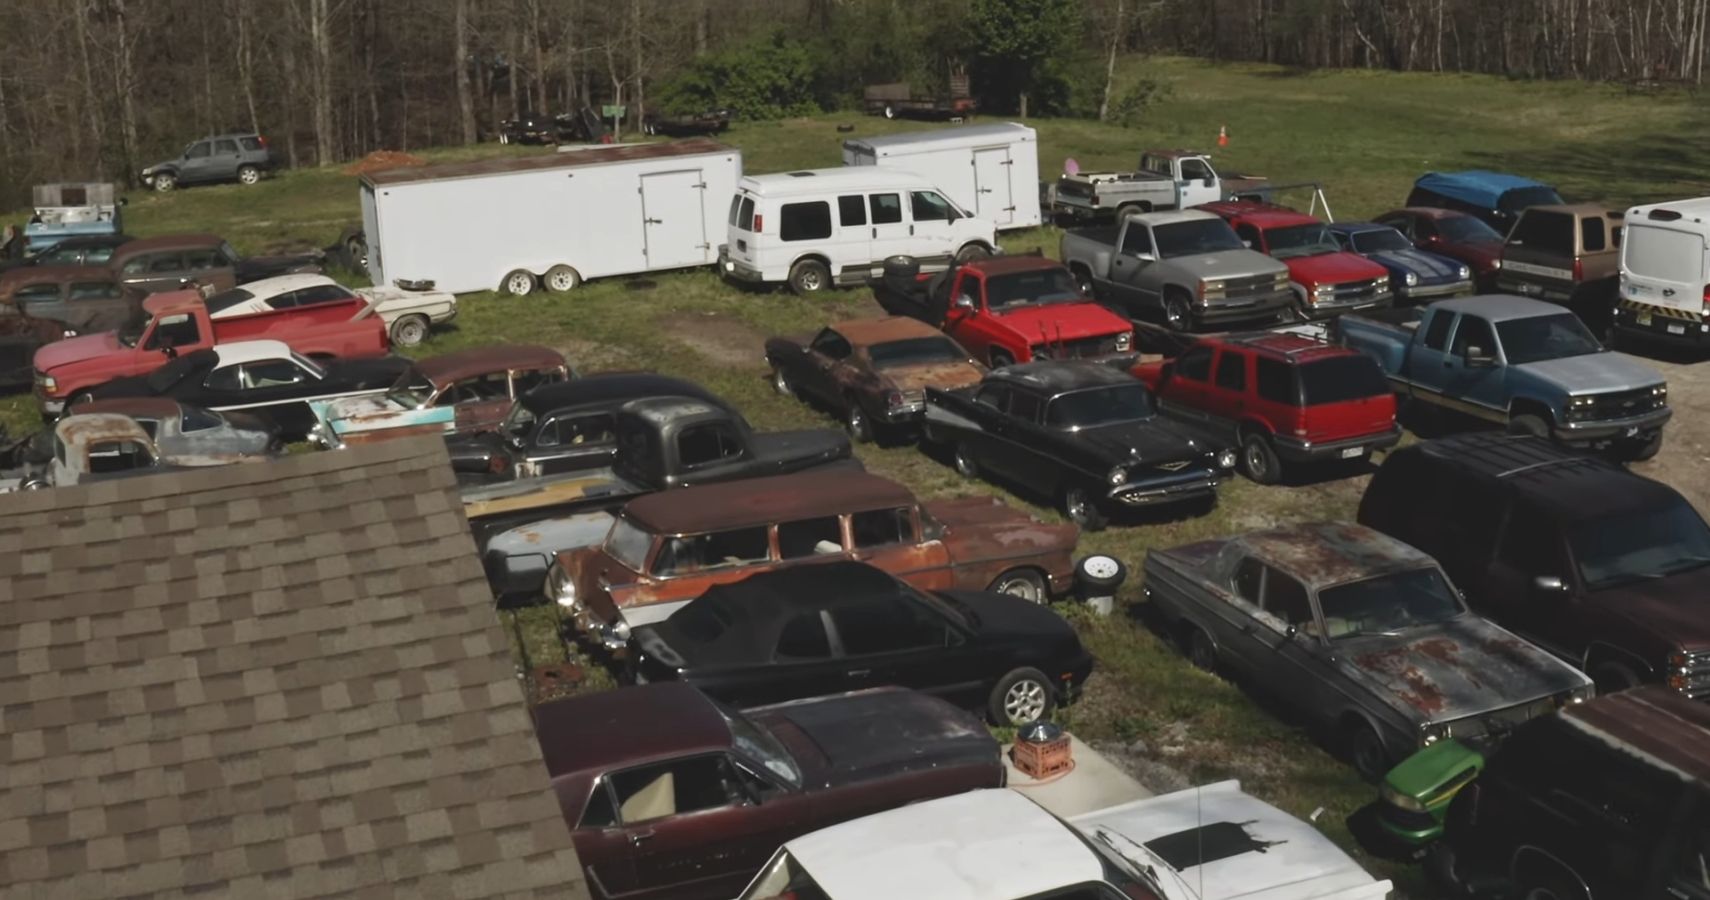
1154,219,1245,257
1571,497,1710,590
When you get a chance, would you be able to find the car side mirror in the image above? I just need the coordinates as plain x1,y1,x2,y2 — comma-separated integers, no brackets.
954,295,977,313
161,345,178,359
1532,575,1568,594
1464,346,1495,367
1201,177,1214,187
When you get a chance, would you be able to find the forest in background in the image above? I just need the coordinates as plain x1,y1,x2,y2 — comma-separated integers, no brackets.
3,0,1708,206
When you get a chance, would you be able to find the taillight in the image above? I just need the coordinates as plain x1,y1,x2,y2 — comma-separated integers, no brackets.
1573,257,1584,281
752,213,763,233
256,134,268,147
1701,284,1710,314
490,454,509,475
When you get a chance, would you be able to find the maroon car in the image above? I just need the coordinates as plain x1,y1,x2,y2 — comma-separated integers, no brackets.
538,683,1004,900
1372,207,1506,289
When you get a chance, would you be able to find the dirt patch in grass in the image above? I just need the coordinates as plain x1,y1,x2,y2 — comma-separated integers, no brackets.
656,310,767,369
560,337,639,373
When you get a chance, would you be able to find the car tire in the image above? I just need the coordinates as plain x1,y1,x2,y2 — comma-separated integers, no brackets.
990,349,1015,368
1344,720,1391,783
771,366,794,397
988,568,1047,604
1075,554,1126,592
1183,625,1218,673
152,172,177,192
344,236,367,270
66,390,95,410
501,269,536,297
543,265,581,293
1163,290,1194,332
953,441,980,479
955,243,991,264
844,400,874,443
1071,266,1096,298
988,667,1055,726
1061,483,1108,532
1241,430,1282,485
389,314,430,347
788,259,830,296
237,165,261,186
1590,660,1642,693
1508,414,1550,439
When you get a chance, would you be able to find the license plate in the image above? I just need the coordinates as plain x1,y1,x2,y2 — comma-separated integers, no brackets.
1669,323,1686,335
1519,283,1542,295
1637,311,1652,326
1340,447,1364,459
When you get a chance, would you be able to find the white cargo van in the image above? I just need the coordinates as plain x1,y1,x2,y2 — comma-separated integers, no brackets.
1615,197,1710,347
360,138,740,296
841,123,1041,230
718,168,998,295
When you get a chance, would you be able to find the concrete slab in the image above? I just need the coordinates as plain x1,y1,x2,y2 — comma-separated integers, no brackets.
1004,733,1151,818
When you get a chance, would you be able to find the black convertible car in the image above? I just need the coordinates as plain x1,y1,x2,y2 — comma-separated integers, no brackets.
923,360,1236,530
84,340,410,440
629,562,1095,726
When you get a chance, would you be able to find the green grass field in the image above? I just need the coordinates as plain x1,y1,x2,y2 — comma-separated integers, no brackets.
11,57,1709,896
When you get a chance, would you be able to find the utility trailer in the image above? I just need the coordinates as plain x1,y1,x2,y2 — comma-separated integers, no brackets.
841,123,1041,230
862,72,977,121
358,138,741,296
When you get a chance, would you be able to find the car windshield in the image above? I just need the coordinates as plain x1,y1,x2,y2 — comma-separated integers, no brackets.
1496,313,1603,364
868,337,966,369
501,401,536,436
1499,186,1566,213
985,269,1083,309
1265,223,1340,258
716,703,803,787
1298,356,1392,405
386,369,435,408
1437,215,1503,243
1046,384,1156,428
116,309,149,348
1154,218,1246,257
1316,567,1465,639
1570,498,1710,590
604,515,653,571
1351,228,1413,253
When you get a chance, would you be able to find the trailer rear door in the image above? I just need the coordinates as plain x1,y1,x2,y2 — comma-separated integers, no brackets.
640,169,710,269
972,146,1014,227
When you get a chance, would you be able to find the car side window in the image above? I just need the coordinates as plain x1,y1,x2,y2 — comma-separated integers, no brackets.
809,329,853,360
974,383,1010,411
1582,217,1607,252
183,248,223,270
1214,351,1247,392
1496,503,1567,577
851,507,915,548
777,516,843,559
1510,211,1572,250
1120,225,1153,257
1232,557,1264,604
869,193,903,226
147,313,200,350
830,593,947,656
653,527,771,576
1422,311,1455,351
448,373,510,403
14,284,60,303
68,282,120,301
509,368,559,396
1413,218,1438,240
607,756,745,826
1449,315,1495,359
1254,357,1294,404
1178,158,1212,182
265,290,298,310
185,142,212,159
536,413,614,449
837,194,867,227
1175,346,1213,382
239,136,263,152
779,201,832,242
1262,568,1314,629
1235,223,1263,249
1008,389,1044,423
241,359,307,389
578,780,618,829
213,139,239,155
775,612,832,660
120,254,152,275
181,406,222,432
148,253,185,274
677,424,743,468
204,366,241,392
294,284,352,306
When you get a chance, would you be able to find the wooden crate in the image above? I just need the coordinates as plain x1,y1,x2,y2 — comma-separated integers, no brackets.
1011,735,1072,779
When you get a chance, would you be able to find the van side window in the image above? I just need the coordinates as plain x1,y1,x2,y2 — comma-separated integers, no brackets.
780,202,832,242
737,197,755,231
870,194,903,225
1582,217,1606,252
1423,311,1455,351
910,191,954,222
837,195,867,227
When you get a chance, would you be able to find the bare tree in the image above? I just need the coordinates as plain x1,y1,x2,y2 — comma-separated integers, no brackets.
455,0,477,143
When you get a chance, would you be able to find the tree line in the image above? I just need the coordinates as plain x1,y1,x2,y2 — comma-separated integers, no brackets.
1,0,1706,209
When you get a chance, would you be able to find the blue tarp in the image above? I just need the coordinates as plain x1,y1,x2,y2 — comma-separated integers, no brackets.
1413,170,1552,210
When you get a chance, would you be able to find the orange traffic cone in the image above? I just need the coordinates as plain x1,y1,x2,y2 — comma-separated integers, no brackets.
1217,125,1229,148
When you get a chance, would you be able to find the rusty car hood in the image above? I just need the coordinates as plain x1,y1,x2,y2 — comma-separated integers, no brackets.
747,689,1000,789
878,360,985,395
1586,563,1710,651
1335,616,1588,724
927,495,1078,557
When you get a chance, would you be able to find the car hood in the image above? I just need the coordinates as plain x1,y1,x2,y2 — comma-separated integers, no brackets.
1513,352,1665,394
927,495,1079,558
989,302,1130,345
747,689,999,790
878,360,985,395
1283,251,1389,284
35,331,124,373
1367,248,1466,283
946,589,1081,643
1586,562,1710,650
1072,419,1210,466
1335,616,1589,725
1167,249,1287,279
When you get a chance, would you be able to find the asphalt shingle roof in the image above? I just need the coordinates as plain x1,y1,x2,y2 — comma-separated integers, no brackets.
0,437,587,899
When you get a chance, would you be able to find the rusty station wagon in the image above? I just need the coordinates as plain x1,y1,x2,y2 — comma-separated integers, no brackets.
544,467,1080,650
308,343,571,448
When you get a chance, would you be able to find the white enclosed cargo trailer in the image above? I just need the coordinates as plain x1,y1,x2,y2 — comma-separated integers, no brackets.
359,138,741,296
841,123,1040,230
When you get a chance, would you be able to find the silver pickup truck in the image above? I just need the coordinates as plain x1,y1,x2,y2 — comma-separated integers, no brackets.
1050,150,1266,221
1060,209,1294,331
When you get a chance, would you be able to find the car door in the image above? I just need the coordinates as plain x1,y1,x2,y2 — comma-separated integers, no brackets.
527,410,618,476
1442,313,1506,419
570,778,640,900
847,506,951,587
1249,565,1339,718
867,192,913,269
1155,344,1217,420
208,138,243,181
995,385,1057,496
1194,347,1248,441
729,608,851,706
1175,156,1221,208
1105,222,1159,314
959,381,1013,475
1479,502,1581,657
65,280,134,332
12,282,69,326
907,190,960,263
826,590,972,703
178,142,215,183
798,328,854,404
605,754,782,900
231,357,323,436
119,251,179,292
1403,308,1456,395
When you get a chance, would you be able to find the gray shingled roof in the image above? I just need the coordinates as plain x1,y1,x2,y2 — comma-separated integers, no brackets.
0,437,588,899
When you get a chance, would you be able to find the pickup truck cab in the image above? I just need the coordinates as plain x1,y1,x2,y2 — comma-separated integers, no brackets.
0,413,178,491
1051,149,1265,221
1494,203,1624,314
1335,295,1669,460
1199,200,1393,319
877,256,1133,366
1060,210,1293,331
31,288,389,415
1133,331,1398,483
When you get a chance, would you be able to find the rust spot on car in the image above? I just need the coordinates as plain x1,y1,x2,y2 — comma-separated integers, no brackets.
1355,644,1448,714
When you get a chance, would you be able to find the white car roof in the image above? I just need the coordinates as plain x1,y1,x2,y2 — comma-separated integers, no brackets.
1069,781,1389,900
844,122,1035,152
738,167,937,197
210,339,297,366
1131,209,1222,226
781,789,1104,900
1627,196,1710,225
229,272,340,298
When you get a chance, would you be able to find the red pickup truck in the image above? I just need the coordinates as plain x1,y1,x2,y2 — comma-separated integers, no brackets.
1132,330,1400,483
33,289,389,414
1198,201,1393,320
878,256,1133,367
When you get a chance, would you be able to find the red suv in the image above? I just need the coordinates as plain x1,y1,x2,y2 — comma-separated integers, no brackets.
1133,331,1400,483
1198,201,1393,320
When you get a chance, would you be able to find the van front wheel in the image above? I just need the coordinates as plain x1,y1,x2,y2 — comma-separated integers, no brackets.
788,259,831,296
955,243,991,264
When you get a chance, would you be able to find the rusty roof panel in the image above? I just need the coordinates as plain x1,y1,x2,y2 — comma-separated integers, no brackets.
1563,686,1710,784
623,468,916,534
829,316,949,346
363,138,737,186
415,343,567,385
1237,521,1436,589
55,411,152,447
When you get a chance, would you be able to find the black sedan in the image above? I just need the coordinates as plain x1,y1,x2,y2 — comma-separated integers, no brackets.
923,360,1237,530
628,561,1095,726
84,339,410,440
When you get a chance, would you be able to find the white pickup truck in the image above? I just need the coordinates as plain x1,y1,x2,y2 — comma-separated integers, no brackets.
1051,150,1268,222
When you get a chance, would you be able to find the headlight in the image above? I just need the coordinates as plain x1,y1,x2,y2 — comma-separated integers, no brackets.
1458,265,1471,280
1114,331,1132,351
38,374,56,392
1420,721,1450,746
1380,783,1427,813
1107,466,1128,486
1313,283,1334,295
1568,683,1595,704
1493,259,1502,269
546,565,577,609
1569,395,1594,408
1217,449,1237,469
1653,384,1669,399
1405,272,1419,286
1202,279,1224,292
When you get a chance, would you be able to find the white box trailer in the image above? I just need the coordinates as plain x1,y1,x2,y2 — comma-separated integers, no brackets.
841,123,1040,230
360,138,741,296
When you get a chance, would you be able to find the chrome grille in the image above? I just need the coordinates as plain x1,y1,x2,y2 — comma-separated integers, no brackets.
1033,335,1122,360
1320,277,1388,307
1671,650,1710,699
1585,388,1666,421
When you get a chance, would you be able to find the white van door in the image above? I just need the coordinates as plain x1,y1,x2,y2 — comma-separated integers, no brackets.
972,147,1014,227
640,169,710,269
867,191,914,271
906,189,961,266
1622,221,1706,315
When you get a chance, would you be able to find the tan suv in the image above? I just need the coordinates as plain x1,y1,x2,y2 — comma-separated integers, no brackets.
1495,203,1623,308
